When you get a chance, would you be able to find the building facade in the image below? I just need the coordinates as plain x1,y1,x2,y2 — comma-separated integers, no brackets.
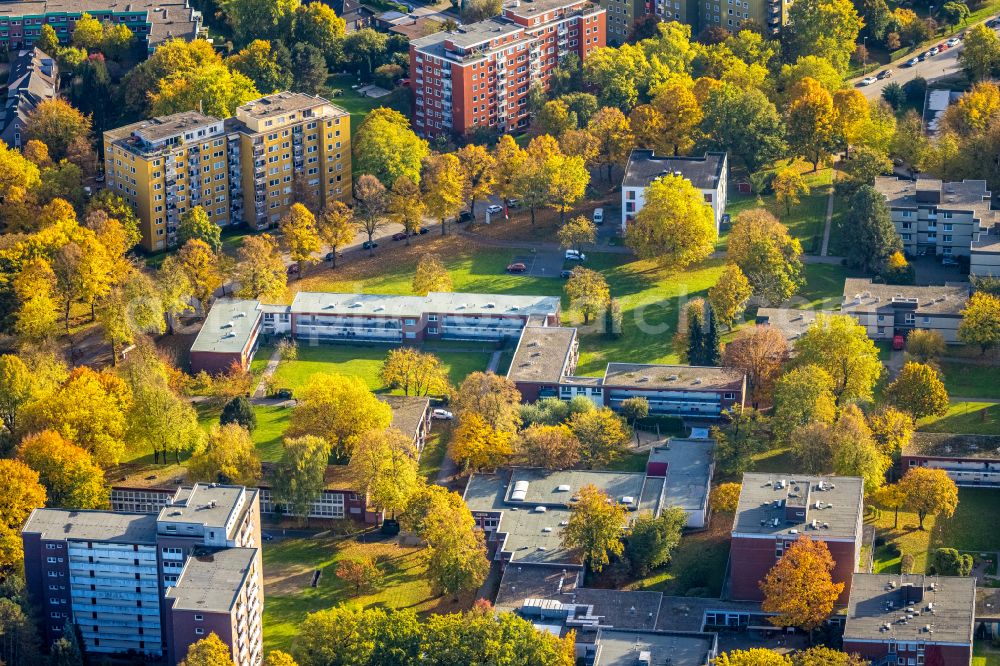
900,433,1000,488
621,150,728,233
1,47,57,148
21,483,263,666
729,474,864,604
409,0,605,137
104,92,351,252
0,0,201,51
840,279,969,344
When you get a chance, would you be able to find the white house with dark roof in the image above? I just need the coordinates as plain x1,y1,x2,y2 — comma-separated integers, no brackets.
621,150,728,232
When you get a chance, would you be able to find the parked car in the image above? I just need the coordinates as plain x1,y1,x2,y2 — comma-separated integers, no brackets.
391,232,408,241
928,46,940,56
507,198,521,208
458,211,474,223
486,204,503,215
94,172,105,183
593,207,604,224
262,533,274,542
286,264,300,275
565,249,587,261
877,69,892,79
947,37,961,47
432,408,454,420
892,334,905,351
937,42,948,51
860,76,878,86
905,57,920,66
942,256,959,266
506,262,527,273
362,240,378,250
560,269,574,278
273,388,293,400
917,51,928,61
418,227,429,234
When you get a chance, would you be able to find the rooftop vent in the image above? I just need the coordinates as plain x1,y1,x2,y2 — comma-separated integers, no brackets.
534,506,547,513
556,484,571,492
511,480,529,501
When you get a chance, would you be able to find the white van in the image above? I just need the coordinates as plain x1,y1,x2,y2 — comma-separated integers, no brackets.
593,208,604,225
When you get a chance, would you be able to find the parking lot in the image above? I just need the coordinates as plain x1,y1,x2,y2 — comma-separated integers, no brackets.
507,251,566,278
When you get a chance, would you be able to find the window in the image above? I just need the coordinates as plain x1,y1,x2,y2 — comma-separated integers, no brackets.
723,392,735,400
195,628,205,635
194,615,203,621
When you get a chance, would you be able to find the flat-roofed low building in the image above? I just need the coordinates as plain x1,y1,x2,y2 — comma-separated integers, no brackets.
971,225,1000,277
843,573,975,666
603,363,745,419
646,437,716,528
754,308,830,345
189,298,263,374
507,326,580,402
622,150,728,232
729,473,864,604
900,432,1000,488
841,279,969,343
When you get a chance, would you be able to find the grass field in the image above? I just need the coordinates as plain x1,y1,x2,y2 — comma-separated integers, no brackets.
940,362,1000,400
930,488,1000,554
871,506,936,574
262,533,473,653
325,75,409,137
918,402,1000,436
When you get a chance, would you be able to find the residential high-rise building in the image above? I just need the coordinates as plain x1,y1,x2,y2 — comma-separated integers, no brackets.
409,0,606,138
21,483,263,666
103,92,351,252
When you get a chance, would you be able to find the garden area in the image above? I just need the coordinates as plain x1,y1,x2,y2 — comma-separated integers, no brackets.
262,531,475,653
917,402,1000,436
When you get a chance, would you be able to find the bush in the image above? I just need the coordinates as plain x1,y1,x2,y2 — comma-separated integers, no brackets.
220,395,257,433
749,170,776,195
882,82,905,110
903,77,928,107
900,553,915,574
934,548,974,576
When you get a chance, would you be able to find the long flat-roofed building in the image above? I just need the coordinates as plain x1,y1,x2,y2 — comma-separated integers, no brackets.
0,0,201,52
104,92,350,252
729,473,864,604
21,483,263,665
840,279,969,344
409,0,605,137
843,573,975,666
900,432,1000,488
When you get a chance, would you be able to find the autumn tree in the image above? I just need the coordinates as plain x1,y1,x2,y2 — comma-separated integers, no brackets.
178,206,222,252
289,373,392,460
348,428,419,516
709,264,752,330
726,209,804,305
562,484,626,572
380,348,450,397
452,413,514,472
959,292,1000,353
389,175,425,244
354,174,389,253
422,153,466,236
772,167,809,215
625,173,717,269
624,507,687,576
456,144,496,218
493,135,527,217
588,107,633,182
715,649,791,666
872,482,906,529
898,466,959,529
179,633,232,666
281,203,321,275
712,406,770,477
0,354,34,442
959,23,1000,81
786,77,836,170
905,329,946,365
18,430,108,510
234,234,286,301
412,253,453,296
0,460,46,571
545,147,590,224
792,647,868,666
885,362,950,419
761,535,844,633
187,423,261,487
786,0,863,72
453,372,521,433
569,407,631,468
157,255,194,334
316,200,356,268
353,108,428,187
722,326,789,407
557,215,596,255
868,407,914,458
516,424,581,469
13,258,60,345
177,239,222,312
226,40,294,93
565,268,610,324
832,404,891,492
336,556,384,596
263,650,299,666
794,314,882,404
23,98,92,161
272,435,332,524
652,81,702,155
710,482,743,513
771,364,837,443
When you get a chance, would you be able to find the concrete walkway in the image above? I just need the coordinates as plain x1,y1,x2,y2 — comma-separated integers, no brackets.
252,346,283,399
820,175,836,257
486,350,503,373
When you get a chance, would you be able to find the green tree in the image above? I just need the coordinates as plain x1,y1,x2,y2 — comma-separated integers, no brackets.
786,0,863,73
0,355,33,442
959,292,1000,353
178,206,221,252
272,435,331,524
934,548,973,576
624,506,687,576
220,395,257,433
537,100,576,136
885,362,950,419
354,108,428,187
226,40,294,93
290,43,328,95
726,209,804,305
772,364,837,443
843,185,903,272
794,314,882,403
292,1,346,62
562,484,627,572
220,0,299,43
71,13,104,49
701,84,786,171
959,23,1000,81
625,173,717,269
711,406,770,476
0,597,41,666
832,404,891,492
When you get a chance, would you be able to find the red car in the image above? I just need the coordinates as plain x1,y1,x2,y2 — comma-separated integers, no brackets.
506,262,527,273
892,334,905,351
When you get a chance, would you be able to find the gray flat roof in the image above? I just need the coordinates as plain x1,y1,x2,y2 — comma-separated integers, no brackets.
648,438,715,513
655,597,765,632
507,326,577,384
903,432,1000,462
622,150,727,191
190,299,261,355
494,563,580,613
236,92,347,120
755,308,830,344
167,547,258,613
603,363,744,392
506,0,600,18
841,279,969,317
158,484,252,532
463,468,657,566
290,291,559,318
22,508,157,544
598,629,715,666
379,395,430,441
733,473,864,540
875,176,1000,226
844,574,975,646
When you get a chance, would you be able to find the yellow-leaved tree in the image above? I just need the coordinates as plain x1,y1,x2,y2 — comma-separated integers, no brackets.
625,173,717,270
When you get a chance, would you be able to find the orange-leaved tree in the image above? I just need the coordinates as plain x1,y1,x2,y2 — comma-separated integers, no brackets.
760,535,844,634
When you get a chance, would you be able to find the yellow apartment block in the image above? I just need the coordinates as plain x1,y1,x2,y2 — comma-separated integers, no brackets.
103,92,352,253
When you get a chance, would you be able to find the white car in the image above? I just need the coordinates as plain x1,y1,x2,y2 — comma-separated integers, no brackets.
905,57,920,66
593,207,604,224
947,37,960,47
929,46,940,56
486,204,503,215
565,249,587,261
431,408,454,420
860,76,878,86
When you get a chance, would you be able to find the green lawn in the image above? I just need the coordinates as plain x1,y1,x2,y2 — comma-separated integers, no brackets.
623,512,731,597
975,641,1000,666
940,362,1000,399
195,402,293,462
930,487,1000,554
870,506,936,574
263,534,473,653
417,427,451,482
326,75,409,137
918,402,1000,436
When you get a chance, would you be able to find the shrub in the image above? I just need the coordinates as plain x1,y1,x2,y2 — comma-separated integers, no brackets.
900,553,915,574
220,395,257,433
934,548,974,576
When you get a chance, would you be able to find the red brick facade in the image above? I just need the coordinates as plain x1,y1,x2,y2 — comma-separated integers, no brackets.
729,536,858,605
843,640,971,666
